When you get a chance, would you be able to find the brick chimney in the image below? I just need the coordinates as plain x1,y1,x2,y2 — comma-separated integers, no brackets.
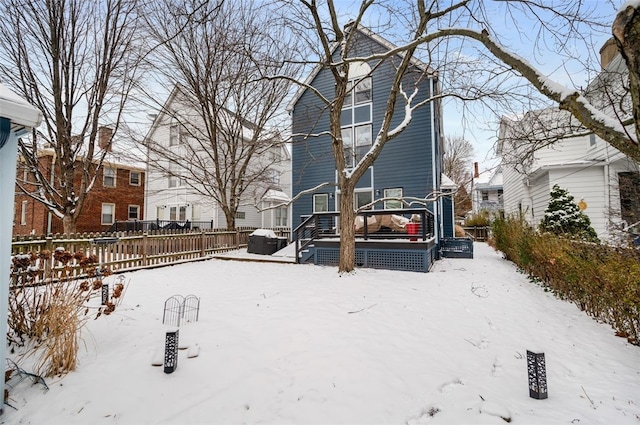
474,162,479,178
599,38,618,69
98,126,113,152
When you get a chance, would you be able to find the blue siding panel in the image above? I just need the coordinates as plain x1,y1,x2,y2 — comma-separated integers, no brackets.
291,27,443,232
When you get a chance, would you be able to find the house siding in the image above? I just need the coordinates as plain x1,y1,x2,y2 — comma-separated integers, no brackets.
13,152,145,236
291,29,441,230
145,87,290,230
501,126,634,240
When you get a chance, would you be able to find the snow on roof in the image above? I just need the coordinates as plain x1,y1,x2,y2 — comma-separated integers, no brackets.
474,166,503,188
440,173,457,189
262,189,290,202
0,83,42,129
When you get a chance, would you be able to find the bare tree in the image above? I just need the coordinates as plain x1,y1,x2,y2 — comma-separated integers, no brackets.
441,3,640,161
276,0,639,272
443,135,474,216
0,0,144,234
140,0,298,229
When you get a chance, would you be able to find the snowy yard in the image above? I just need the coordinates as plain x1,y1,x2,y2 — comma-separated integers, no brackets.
2,242,639,425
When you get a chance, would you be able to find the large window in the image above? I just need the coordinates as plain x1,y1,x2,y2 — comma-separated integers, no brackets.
103,167,116,187
383,188,403,209
101,203,115,225
354,77,372,104
313,194,329,213
354,190,373,210
168,206,187,221
341,76,372,168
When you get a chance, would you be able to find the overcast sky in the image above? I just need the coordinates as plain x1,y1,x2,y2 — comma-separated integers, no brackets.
331,0,622,173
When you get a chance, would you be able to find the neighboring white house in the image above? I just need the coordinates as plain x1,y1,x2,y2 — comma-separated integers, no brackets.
471,163,504,217
499,40,640,242
144,85,291,229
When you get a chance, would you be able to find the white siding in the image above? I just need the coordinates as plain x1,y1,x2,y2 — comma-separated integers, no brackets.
144,88,292,230
529,173,549,226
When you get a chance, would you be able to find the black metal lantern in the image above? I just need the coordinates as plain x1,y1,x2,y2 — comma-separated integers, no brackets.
164,329,179,374
101,283,109,305
527,350,548,399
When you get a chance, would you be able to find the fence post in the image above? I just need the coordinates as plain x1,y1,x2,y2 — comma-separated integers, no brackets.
142,232,148,267
235,229,240,249
200,230,206,258
44,236,53,277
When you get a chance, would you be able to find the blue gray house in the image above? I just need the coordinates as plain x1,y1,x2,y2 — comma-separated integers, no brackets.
287,25,459,271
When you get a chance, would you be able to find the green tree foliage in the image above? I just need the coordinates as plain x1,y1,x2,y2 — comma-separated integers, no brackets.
539,184,599,242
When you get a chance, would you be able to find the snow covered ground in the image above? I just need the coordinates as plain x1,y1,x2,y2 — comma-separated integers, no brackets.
2,242,639,424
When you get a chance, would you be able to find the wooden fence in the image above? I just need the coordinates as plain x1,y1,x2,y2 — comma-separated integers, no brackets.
10,228,290,285
462,226,490,241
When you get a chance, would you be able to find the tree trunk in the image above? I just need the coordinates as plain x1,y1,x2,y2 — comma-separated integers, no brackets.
338,186,356,273
62,214,77,235
222,208,236,230
613,4,640,145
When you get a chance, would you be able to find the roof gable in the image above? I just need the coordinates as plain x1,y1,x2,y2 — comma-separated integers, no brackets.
286,24,436,112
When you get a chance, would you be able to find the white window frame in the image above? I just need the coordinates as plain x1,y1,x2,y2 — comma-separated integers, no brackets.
354,190,373,211
129,171,140,186
169,123,181,146
341,76,372,169
268,169,280,184
275,206,287,227
383,188,403,209
313,193,329,213
101,203,115,225
103,167,116,187
354,77,372,104
21,200,28,225
168,165,184,188
128,205,140,220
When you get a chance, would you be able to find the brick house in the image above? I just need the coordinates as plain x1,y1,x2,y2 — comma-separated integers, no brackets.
12,128,145,236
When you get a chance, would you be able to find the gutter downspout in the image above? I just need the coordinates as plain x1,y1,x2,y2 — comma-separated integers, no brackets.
430,78,439,242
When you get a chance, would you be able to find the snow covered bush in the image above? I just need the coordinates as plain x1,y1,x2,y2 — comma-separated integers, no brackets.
539,184,599,242
9,249,127,376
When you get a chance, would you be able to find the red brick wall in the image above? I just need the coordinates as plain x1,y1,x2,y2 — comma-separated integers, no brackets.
13,154,145,237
